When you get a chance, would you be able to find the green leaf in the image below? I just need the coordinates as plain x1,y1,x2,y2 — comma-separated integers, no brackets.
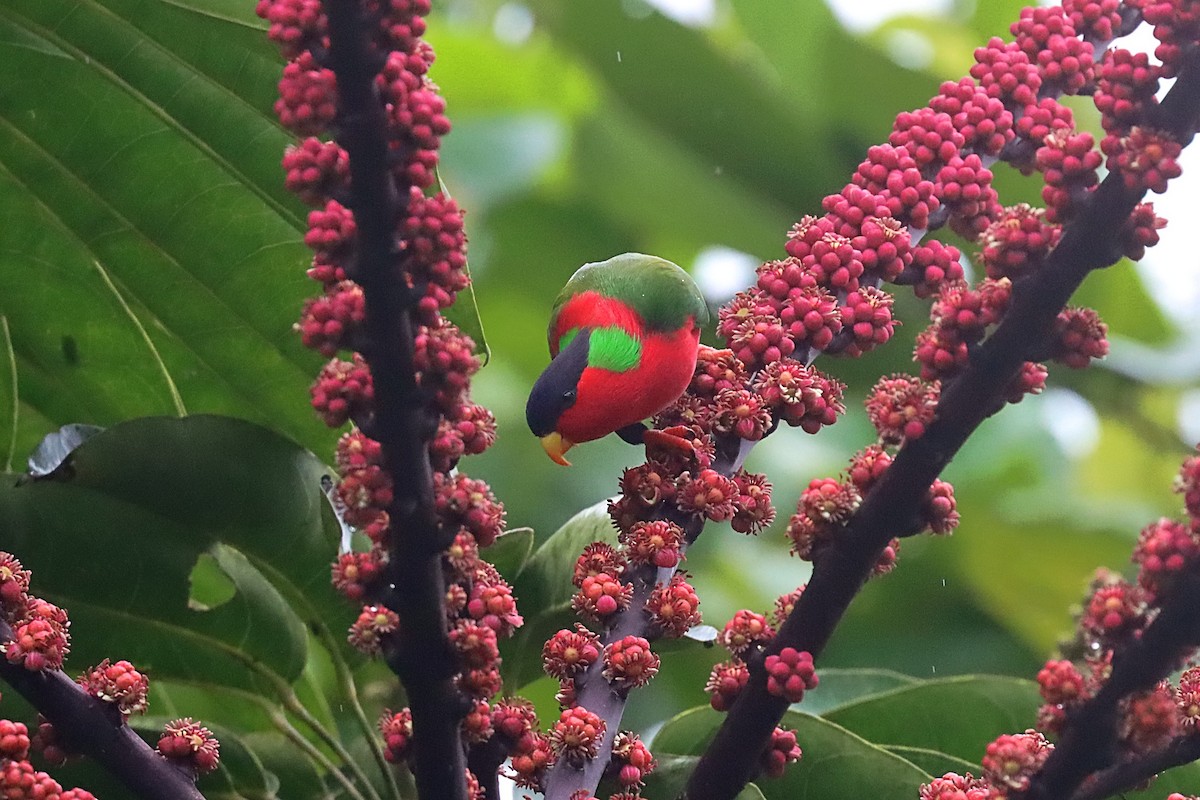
799,668,918,715
241,731,331,800
953,518,1134,655
502,498,619,688
885,746,980,777
1071,259,1171,345
0,415,346,693
0,0,331,462
535,0,850,212
823,676,1040,763
437,169,492,365
1123,761,1200,799
652,706,931,800
641,755,766,800
486,526,535,582
513,499,618,615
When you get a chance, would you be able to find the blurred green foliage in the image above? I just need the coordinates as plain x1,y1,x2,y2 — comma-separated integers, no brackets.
1,0,1200,796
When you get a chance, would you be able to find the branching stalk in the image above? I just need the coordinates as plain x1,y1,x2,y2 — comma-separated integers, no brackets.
681,43,1200,800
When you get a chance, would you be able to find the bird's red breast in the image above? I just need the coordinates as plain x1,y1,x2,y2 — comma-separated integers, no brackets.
554,320,701,444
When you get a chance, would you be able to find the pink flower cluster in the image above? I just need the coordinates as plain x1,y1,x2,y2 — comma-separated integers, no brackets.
0,553,217,786
257,0,533,790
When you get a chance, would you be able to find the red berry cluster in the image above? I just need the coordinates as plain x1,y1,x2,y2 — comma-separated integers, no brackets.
261,2,522,786
1,563,68,674
982,730,1054,793
1178,666,1200,731
760,726,803,779
1001,445,1200,792
705,660,751,712
1121,681,1180,752
78,659,148,718
920,772,990,800
1,552,221,785
379,708,413,763
609,731,656,788
830,0,1189,417
549,707,607,769
602,636,660,690
918,733,1052,799
763,647,819,703
785,448,958,571
645,572,703,639
864,374,941,445
156,718,221,775
543,624,601,681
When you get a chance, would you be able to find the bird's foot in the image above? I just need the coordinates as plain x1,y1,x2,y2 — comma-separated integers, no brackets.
643,426,698,461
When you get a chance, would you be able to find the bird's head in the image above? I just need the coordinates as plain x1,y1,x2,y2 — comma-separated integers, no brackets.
525,327,591,465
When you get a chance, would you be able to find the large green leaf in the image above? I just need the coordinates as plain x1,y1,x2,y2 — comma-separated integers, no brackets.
501,498,619,688
952,519,1134,655
0,415,345,693
652,705,930,800
641,755,766,800
885,746,979,777
486,526,535,582
0,0,329,463
798,668,918,716
823,676,1040,763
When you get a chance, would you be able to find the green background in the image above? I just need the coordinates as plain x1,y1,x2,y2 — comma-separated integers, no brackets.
0,0,1197,797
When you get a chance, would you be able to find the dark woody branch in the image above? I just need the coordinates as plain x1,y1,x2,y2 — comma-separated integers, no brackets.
0,619,204,800
1066,734,1200,800
1021,565,1200,800
682,44,1200,800
320,1,468,798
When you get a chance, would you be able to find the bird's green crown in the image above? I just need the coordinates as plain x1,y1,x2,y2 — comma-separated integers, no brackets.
551,253,710,333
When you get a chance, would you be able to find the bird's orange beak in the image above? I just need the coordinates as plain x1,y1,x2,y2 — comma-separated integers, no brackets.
540,432,574,466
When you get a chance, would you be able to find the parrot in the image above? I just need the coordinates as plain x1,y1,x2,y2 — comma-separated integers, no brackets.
526,252,710,466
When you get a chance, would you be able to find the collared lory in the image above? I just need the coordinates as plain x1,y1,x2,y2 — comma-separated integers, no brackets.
526,253,709,466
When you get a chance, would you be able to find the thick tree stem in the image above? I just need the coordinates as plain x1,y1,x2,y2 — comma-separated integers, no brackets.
320,1,468,799
0,620,205,800
1065,734,1200,800
681,44,1200,800
1021,566,1200,800
543,447,729,800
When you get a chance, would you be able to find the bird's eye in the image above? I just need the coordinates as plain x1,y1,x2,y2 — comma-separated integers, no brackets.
562,389,577,404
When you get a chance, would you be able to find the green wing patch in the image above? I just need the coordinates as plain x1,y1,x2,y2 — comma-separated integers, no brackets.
587,327,642,372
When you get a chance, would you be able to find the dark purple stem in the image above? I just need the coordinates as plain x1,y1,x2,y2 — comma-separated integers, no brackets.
1066,734,1200,800
319,1,468,798
0,620,204,800
682,44,1200,800
467,737,508,800
541,561,658,800
543,464,719,800
1020,565,1200,800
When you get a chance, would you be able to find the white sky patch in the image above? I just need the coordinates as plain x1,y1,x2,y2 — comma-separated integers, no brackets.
1103,21,1200,324
883,28,936,70
641,0,716,27
1039,388,1101,458
693,245,759,305
825,0,954,33
1132,145,1200,324
493,3,535,46
1177,389,1200,445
